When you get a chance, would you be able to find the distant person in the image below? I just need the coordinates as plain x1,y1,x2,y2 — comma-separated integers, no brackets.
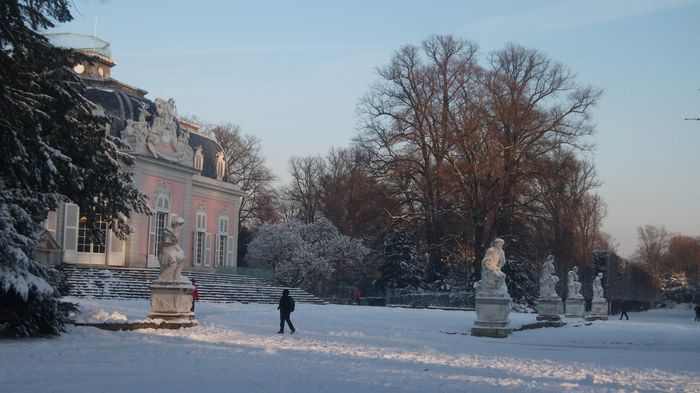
695,304,700,322
191,279,200,312
354,288,362,305
619,302,629,320
277,289,296,334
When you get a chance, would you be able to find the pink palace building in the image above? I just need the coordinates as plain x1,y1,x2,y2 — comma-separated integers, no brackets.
40,34,243,273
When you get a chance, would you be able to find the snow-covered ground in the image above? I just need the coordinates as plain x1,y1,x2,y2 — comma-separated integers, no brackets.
1,299,699,392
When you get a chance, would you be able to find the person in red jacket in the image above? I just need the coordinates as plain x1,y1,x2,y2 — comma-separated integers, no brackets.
191,279,200,312
354,288,362,305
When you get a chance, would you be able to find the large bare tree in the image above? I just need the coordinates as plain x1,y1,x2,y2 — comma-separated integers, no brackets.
634,225,672,276
359,35,479,278
666,235,700,284
320,147,398,242
212,123,279,227
483,43,602,249
283,156,325,224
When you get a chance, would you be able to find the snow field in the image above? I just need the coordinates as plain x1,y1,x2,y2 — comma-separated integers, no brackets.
1,298,698,392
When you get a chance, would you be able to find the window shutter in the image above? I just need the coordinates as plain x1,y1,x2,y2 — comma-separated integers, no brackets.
215,235,221,267
204,233,211,267
110,231,125,253
148,214,156,256
227,236,235,267
62,203,79,262
46,210,58,235
192,231,198,266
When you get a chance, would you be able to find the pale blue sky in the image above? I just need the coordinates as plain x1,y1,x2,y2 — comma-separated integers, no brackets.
53,0,700,257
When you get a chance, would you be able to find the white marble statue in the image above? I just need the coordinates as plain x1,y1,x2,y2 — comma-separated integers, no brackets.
474,238,509,298
539,255,560,300
592,272,605,301
567,266,583,299
155,216,188,284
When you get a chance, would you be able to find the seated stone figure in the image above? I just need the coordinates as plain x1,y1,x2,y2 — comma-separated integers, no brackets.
156,217,188,284
567,266,583,299
592,272,605,301
539,255,560,300
474,238,509,298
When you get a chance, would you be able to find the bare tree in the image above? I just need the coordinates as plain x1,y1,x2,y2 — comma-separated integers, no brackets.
634,225,672,276
666,235,700,284
529,150,604,260
483,43,603,246
283,156,325,224
352,35,605,293
576,193,608,256
320,146,398,241
212,123,279,226
358,35,479,278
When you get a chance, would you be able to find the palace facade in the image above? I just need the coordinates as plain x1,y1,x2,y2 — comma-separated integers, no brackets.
40,34,242,272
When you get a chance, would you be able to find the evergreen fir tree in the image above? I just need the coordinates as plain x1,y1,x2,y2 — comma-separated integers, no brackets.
378,229,426,290
0,0,149,337
502,257,538,306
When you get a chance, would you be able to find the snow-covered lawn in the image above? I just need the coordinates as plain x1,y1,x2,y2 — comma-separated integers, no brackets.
1,298,699,392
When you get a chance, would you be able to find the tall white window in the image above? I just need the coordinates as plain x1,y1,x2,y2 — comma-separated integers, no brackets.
77,215,107,254
62,203,125,266
216,214,229,267
154,194,171,258
148,184,172,267
194,205,210,266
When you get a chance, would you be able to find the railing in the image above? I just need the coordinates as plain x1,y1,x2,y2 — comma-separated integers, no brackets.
385,288,474,309
216,266,274,281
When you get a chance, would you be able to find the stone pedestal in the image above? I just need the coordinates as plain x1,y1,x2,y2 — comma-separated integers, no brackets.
471,297,512,338
536,299,563,321
148,282,197,327
586,300,609,321
564,298,585,317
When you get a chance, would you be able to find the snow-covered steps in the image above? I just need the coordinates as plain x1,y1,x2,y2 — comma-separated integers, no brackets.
60,266,326,305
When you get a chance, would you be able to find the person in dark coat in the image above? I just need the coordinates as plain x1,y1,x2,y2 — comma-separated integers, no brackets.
694,304,700,322
619,302,629,320
277,289,295,334
191,279,200,312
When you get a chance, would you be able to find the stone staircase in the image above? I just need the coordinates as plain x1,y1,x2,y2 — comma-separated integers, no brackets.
60,266,326,305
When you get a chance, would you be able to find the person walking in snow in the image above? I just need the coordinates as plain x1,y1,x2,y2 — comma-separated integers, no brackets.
277,289,296,334
619,302,629,320
191,279,200,312
694,304,700,322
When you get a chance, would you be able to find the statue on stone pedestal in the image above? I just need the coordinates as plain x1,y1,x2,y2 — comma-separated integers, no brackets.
567,266,583,299
474,238,509,298
592,272,605,301
155,216,188,284
539,255,560,300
